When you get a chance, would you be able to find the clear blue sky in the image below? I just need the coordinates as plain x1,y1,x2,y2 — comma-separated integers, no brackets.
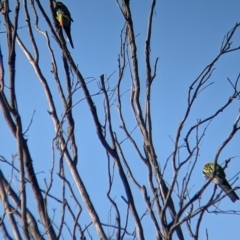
0,1,240,239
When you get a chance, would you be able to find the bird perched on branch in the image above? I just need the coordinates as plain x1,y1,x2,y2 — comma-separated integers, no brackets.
53,1,74,48
203,162,239,202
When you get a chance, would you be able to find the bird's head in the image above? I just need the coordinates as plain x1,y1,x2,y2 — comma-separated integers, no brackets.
203,163,214,176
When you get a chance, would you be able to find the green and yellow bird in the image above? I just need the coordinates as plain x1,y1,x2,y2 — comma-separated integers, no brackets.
54,1,74,48
203,162,239,202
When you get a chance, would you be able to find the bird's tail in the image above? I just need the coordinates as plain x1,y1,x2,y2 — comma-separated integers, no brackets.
220,180,239,203
64,28,74,49
66,34,74,49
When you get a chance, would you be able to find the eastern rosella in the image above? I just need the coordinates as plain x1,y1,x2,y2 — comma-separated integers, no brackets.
54,1,74,48
203,162,239,202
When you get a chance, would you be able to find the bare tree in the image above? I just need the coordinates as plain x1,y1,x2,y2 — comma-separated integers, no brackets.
0,0,240,239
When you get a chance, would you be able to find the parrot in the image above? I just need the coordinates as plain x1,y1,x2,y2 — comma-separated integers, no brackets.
203,162,239,203
54,1,74,48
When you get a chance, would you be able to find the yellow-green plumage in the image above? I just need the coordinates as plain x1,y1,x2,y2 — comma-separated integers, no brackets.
54,1,74,48
203,163,239,202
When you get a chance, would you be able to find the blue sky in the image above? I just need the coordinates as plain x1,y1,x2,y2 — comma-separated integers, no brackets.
0,0,240,239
